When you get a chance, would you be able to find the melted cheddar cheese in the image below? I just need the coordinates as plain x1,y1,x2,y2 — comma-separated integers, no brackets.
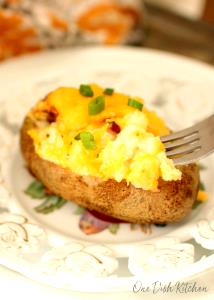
28,84,181,190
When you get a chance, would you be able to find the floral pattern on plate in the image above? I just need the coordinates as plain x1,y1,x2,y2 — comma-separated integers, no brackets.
0,48,214,291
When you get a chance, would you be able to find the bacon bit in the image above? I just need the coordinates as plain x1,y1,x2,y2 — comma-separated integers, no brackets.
108,121,121,134
47,107,58,123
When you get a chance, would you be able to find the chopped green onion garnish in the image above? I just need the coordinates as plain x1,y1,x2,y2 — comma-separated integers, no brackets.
76,131,96,150
79,84,94,97
25,180,46,199
128,98,143,111
104,88,114,95
88,95,105,115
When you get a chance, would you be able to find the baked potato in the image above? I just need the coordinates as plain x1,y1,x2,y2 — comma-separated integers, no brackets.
20,84,199,224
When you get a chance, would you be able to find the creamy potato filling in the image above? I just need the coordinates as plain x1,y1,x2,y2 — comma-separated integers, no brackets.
28,84,181,190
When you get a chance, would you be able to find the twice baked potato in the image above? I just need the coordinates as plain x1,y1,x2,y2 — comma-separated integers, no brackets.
20,84,199,224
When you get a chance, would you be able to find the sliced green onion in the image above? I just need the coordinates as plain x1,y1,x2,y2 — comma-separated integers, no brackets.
104,88,114,95
88,95,105,115
128,98,143,111
79,84,94,97
25,180,46,199
76,131,96,150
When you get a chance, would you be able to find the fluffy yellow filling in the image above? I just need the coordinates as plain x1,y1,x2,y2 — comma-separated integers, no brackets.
28,84,181,190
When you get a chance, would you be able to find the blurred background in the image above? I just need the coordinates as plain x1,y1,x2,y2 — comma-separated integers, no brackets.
0,0,213,63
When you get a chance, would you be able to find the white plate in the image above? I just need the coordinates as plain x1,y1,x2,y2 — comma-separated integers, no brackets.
0,46,214,292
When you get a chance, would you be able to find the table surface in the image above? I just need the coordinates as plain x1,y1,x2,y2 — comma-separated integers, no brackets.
144,2,214,65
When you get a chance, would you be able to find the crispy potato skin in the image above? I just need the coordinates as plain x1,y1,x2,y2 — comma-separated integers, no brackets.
20,116,199,224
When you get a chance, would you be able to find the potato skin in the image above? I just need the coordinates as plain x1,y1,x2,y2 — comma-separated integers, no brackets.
20,116,199,224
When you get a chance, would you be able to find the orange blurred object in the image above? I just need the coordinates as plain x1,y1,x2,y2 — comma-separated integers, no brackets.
203,0,214,22
77,2,140,44
0,0,144,60
0,10,41,61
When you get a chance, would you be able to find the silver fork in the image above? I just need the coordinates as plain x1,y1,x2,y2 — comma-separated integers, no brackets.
160,114,214,165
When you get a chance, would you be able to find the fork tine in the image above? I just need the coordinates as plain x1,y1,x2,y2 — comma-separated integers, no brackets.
172,146,214,165
164,134,199,150
160,128,198,142
166,142,201,157
171,128,214,165
161,114,214,143
173,151,202,165
161,114,214,165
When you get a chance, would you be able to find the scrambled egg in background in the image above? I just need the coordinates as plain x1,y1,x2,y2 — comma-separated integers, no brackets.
29,84,181,191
